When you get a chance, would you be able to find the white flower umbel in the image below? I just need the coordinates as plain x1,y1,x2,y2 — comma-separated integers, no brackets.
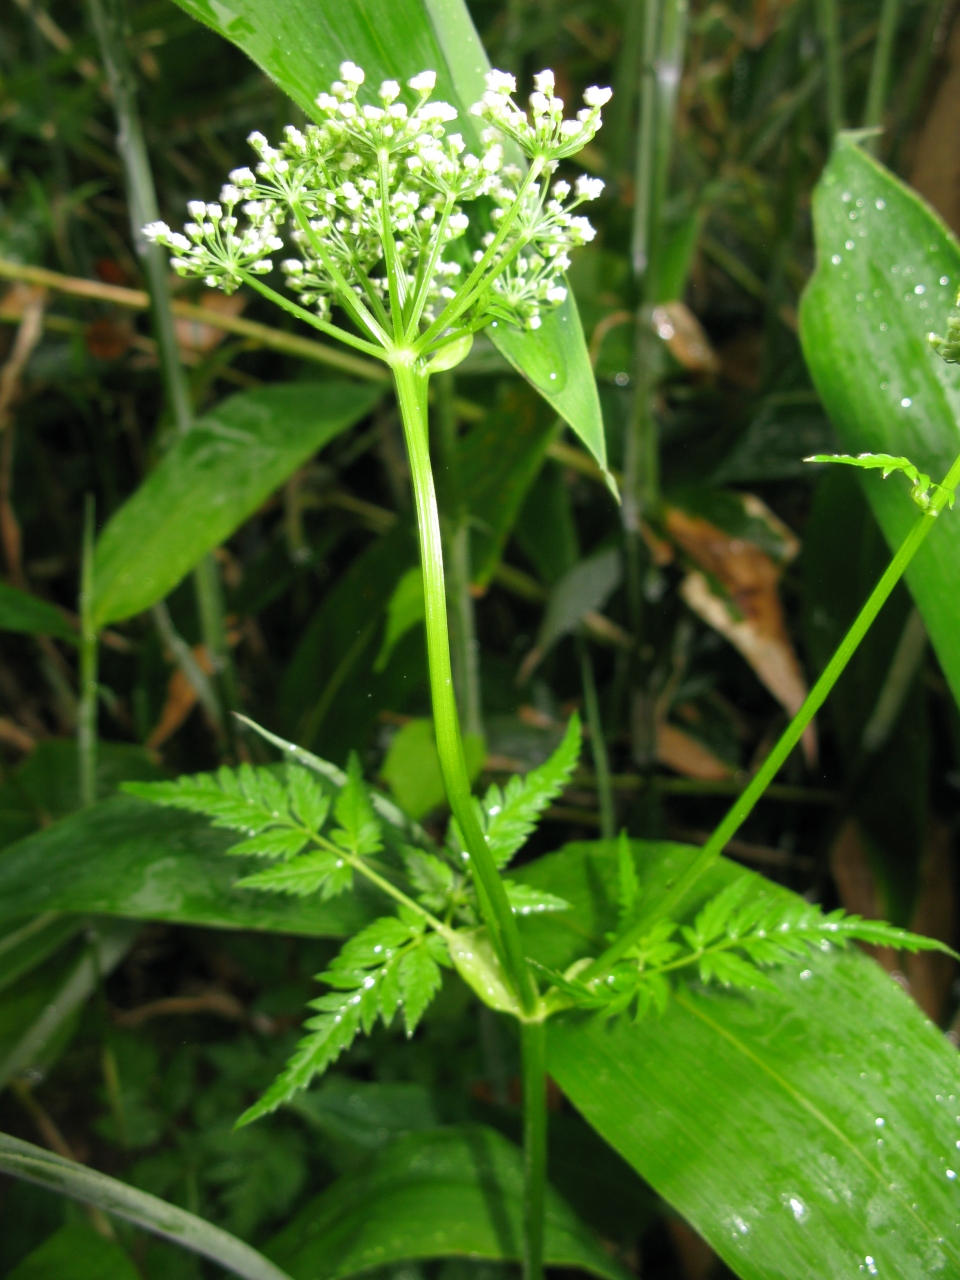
144,62,609,360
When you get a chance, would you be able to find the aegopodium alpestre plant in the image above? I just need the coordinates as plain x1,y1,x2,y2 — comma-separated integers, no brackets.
138,68,960,1280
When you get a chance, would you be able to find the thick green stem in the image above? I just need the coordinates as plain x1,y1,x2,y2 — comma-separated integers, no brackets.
863,0,901,141
587,450,960,977
577,636,614,840
521,1019,547,1280
78,495,97,810
433,371,483,741
392,357,536,1013
87,0,233,726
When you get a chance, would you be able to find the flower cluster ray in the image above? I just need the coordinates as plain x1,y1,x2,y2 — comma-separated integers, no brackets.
144,62,611,351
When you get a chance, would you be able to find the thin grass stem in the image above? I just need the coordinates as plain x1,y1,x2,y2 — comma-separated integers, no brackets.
816,0,845,138
862,0,902,153
78,495,97,810
586,447,960,977
577,635,614,840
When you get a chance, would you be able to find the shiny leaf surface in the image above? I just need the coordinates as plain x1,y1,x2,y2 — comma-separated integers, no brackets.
512,839,960,1279
266,1125,629,1280
0,797,377,936
799,137,960,706
92,382,381,627
169,0,610,482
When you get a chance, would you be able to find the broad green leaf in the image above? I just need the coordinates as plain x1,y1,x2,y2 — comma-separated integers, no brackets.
0,915,82,995
290,1077,438,1152
511,838,960,1279
381,718,484,820
489,298,614,496
0,796,378,936
514,459,579,585
374,566,424,672
265,1126,630,1280
6,1223,139,1280
281,523,420,750
524,548,621,674
0,584,77,645
169,0,612,486
0,1135,292,1280
799,136,960,708
460,388,560,588
92,381,381,627
0,740,162,831
0,921,137,1089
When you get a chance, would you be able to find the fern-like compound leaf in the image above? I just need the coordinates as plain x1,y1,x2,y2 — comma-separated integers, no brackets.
448,714,582,871
332,753,383,856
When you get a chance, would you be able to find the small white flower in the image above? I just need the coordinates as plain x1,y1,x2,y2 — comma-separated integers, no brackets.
143,220,171,242
485,69,516,95
546,284,567,303
552,180,571,199
167,232,191,251
186,200,206,219
379,79,401,103
583,85,612,107
229,167,255,187
339,61,365,86
533,70,555,95
575,176,605,201
408,70,437,93
419,101,458,122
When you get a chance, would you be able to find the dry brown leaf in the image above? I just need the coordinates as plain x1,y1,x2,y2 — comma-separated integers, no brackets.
174,289,247,355
84,317,133,361
0,716,35,754
656,721,733,780
0,282,46,322
909,10,960,235
652,301,720,373
665,503,813,763
581,609,633,650
146,643,215,748
666,1218,718,1280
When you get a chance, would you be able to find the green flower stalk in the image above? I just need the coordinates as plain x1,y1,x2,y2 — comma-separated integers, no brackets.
143,63,611,1012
